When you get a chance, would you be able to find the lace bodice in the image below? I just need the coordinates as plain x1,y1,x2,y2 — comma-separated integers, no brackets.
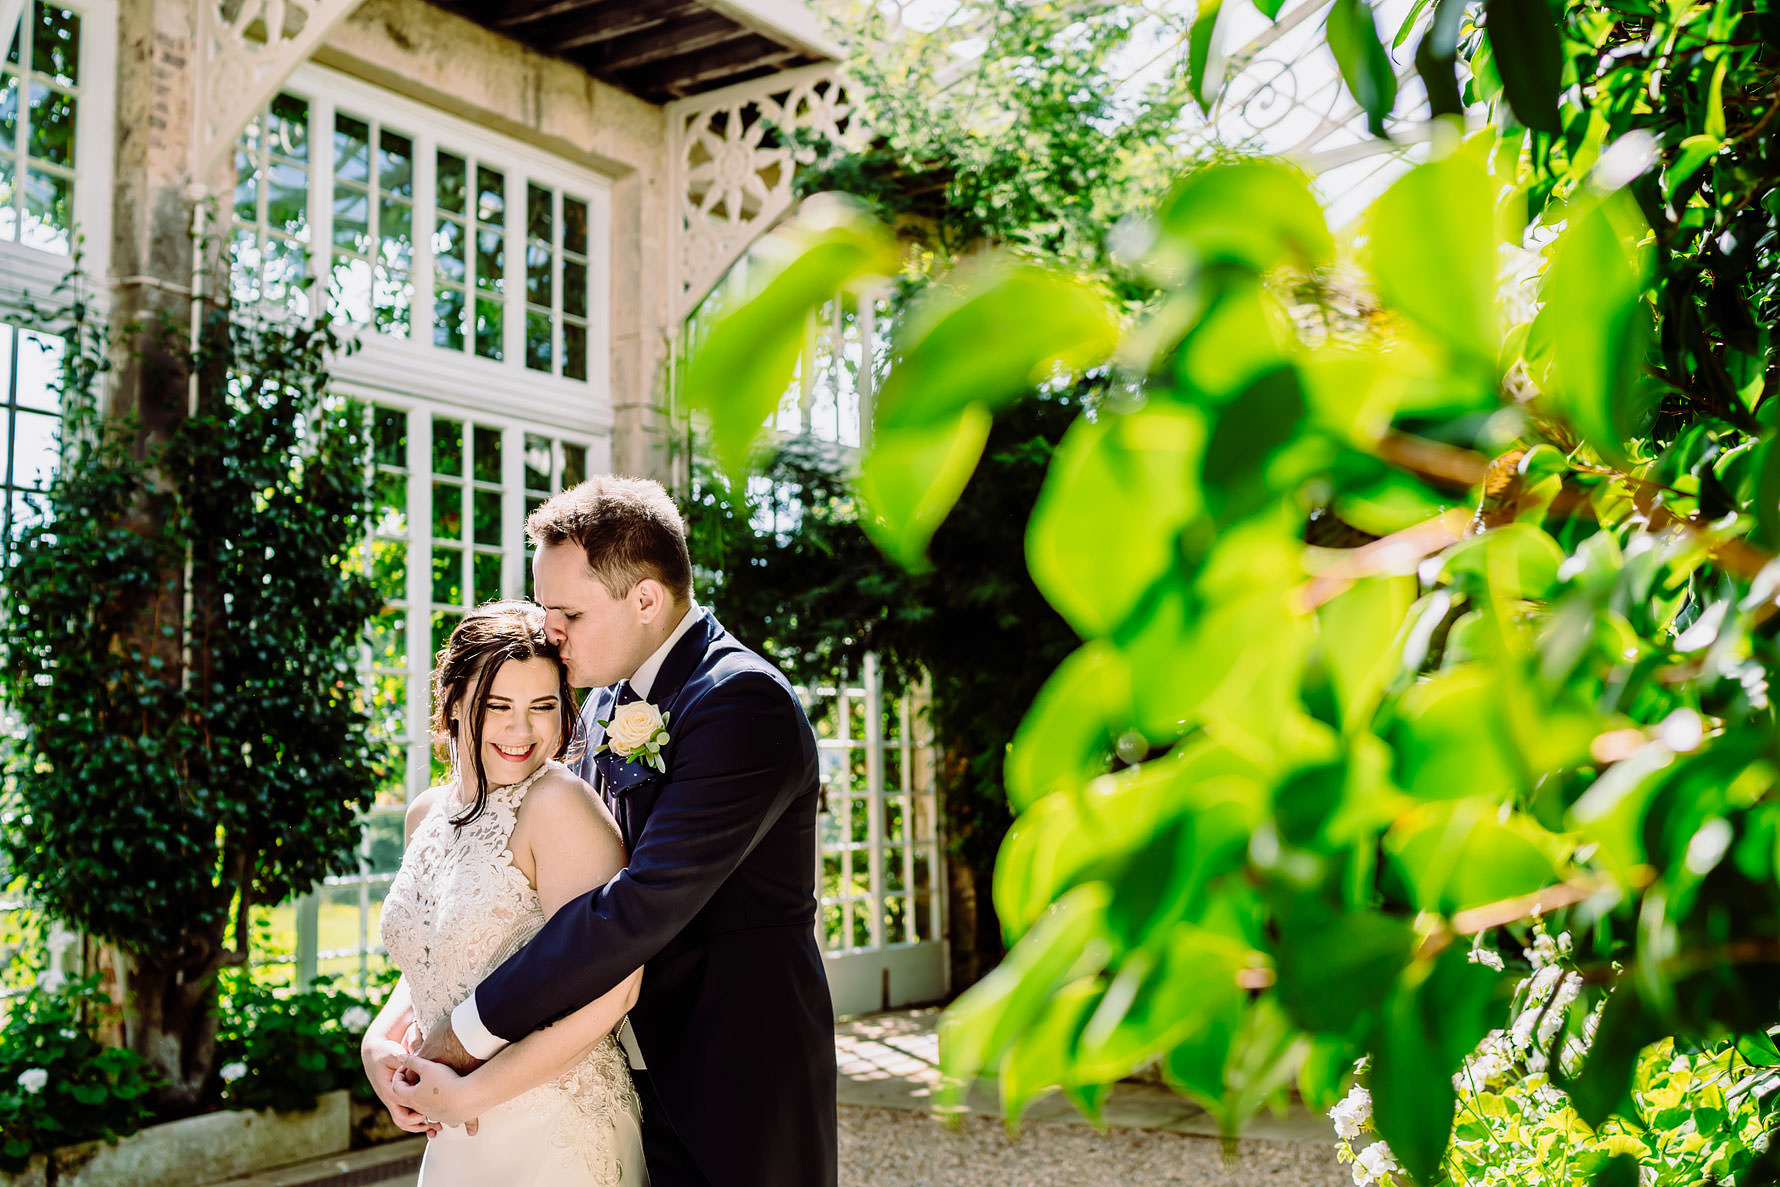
381,762,639,1182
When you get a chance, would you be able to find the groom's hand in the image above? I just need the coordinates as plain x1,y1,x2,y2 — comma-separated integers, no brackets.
417,1020,484,1075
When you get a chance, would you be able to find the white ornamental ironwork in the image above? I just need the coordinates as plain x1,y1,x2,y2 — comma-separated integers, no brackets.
664,62,860,324
191,0,365,181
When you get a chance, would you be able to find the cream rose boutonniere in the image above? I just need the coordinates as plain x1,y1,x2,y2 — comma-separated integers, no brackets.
598,700,671,773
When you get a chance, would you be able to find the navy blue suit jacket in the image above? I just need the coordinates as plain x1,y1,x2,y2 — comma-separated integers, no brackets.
474,609,837,1187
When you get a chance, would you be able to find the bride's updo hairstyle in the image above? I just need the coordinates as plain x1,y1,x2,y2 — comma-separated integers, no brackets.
432,599,578,827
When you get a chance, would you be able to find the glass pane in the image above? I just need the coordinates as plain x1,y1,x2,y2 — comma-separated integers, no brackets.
850,800,869,844
562,443,586,487
432,418,463,476
525,310,551,373
475,229,504,294
15,328,62,411
0,157,13,243
372,470,406,535
263,235,308,314
25,82,73,167
822,854,842,900
851,909,871,949
329,254,371,325
476,165,504,226
474,551,502,601
432,609,463,650
431,481,462,539
525,242,551,305
0,73,17,147
379,198,412,268
368,611,406,669
267,159,307,237
884,895,908,945
369,672,405,736
362,810,405,874
474,298,502,361
822,903,843,951
19,165,68,253
526,184,550,243
563,197,588,256
31,5,78,86
433,285,465,351
373,263,411,337
334,113,370,183
563,322,586,381
373,405,405,467
233,152,258,223
379,130,413,199
913,893,934,941
912,852,932,894
332,186,369,253
473,425,501,483
473,489,501,546
524,434,551,491
884,848,905,892
434,217,466,283
436,151,466,214
5,18,16,63
371,539,406,597
11,408,58,487
268,93,309,161
884,798,904,843
562,259,587,319
431,547,463,605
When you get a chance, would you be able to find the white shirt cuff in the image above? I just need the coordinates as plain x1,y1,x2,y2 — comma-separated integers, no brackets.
451,994,510,1061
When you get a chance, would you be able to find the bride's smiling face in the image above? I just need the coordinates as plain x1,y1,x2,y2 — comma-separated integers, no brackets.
463,656,565,786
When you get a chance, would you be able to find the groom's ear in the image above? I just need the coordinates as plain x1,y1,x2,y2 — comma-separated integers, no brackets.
632,577,669,624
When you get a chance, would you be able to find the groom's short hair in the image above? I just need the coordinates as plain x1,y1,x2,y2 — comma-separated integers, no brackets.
526,475,694,602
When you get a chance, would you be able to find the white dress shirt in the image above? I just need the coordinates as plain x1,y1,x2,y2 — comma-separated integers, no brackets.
451,601,701,1063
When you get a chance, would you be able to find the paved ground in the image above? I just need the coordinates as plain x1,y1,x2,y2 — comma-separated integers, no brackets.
213,1010,1351,1186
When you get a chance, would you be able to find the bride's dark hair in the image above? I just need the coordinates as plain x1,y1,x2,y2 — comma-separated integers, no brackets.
431,600,578,827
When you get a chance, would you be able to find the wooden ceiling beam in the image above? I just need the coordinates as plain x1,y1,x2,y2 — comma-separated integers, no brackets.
583,13,750,71
548,0,706,48
625,35,803,94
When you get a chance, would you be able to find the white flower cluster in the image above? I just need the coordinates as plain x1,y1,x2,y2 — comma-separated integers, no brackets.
17,1068,47,1094
35,970,65,994
1329,1083,1371,1140
220,1061,248,1084
1353,1141,1401,1186
341,1005,374,1033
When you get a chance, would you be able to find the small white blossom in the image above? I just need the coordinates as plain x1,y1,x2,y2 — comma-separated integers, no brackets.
1538,973,1583,1046
1329,1084,1372,1140
46,925,79,955
17,1068,47,1094
220,1062,248,1084
34,970,65,994
1354,1140,1401,1185
341,1005,374,1032
1468,946,1505,972
58,1028,76,1041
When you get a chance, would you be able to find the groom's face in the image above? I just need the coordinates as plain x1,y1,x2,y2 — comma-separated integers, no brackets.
533,542,650,689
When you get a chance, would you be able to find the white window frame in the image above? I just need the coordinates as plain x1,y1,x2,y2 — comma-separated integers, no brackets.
0,0,114,321
265,62,614,435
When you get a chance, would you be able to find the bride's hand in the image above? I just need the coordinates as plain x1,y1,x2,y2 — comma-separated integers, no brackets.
393,1052,483,1135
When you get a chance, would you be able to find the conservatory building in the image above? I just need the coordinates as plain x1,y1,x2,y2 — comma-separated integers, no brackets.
0,0,948,1018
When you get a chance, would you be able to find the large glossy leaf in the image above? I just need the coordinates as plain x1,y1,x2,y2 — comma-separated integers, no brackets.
1413,0,1467,117
1274,901,1416,1035
1439,523,1566,600
1027,406,1206,638
1327,0,1399,137
1149,161,1333,278
681,209,897,483
855,405,993,572
1388,664,1526,800
1003,641,1130,814
1481,0,1563,133
1369,948,1499,1183
1318,576,1416,731
1075,923,1255,1082
1530,196,1653,463
1368,151,1499,365
1385,800,1562,912
1187,0,1228,112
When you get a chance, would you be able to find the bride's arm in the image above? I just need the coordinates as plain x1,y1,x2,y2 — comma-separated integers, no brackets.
396,772,642,1126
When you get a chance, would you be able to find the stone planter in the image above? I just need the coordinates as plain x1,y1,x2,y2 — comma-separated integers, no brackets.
1,1089,350,1187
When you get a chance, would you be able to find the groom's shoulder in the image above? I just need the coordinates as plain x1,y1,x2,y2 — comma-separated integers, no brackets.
690,626,799,708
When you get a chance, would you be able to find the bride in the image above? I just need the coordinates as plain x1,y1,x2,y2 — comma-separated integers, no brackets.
360,600,647,1186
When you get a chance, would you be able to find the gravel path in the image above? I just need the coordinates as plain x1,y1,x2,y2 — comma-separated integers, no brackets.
838,1104,1353,1187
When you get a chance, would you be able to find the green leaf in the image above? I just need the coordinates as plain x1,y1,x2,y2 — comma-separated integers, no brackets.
1274,901,1416,1035
1187,0,1228,111
1369,948,1498,1183
1027,406,1206,638
1367,151,1499,365
1439,523,1566,600
875,266,1119,433
1388,664,1526,800
1076,923,1253,1081
1413,0,1467,117
1385,800,1562,912
1326,0,1399,137
1481,0,1564,133
1666,134,1723,199
1318,576,1416,731
682,207,897,483
999,978,1100,1123
1004,642,1130,814
856,405,994,573
1150,161,1333,277
1530,195,1653,463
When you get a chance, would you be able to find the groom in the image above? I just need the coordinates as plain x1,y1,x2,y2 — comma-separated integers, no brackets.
419,476,837,1186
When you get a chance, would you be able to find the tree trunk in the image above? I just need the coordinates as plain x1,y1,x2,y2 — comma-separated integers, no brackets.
119,929,228,1111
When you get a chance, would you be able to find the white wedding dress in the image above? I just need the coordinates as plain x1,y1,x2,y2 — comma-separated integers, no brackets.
381,761,647,1187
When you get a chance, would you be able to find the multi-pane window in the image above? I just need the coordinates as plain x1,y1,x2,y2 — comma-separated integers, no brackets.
331,115,413,336
232,94,311,313
1,2,80,253
433,153,503,360
0,323,62,557
522,183,591,381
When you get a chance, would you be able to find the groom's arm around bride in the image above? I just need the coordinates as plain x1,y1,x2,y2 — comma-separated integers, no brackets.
423,477,838,1187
